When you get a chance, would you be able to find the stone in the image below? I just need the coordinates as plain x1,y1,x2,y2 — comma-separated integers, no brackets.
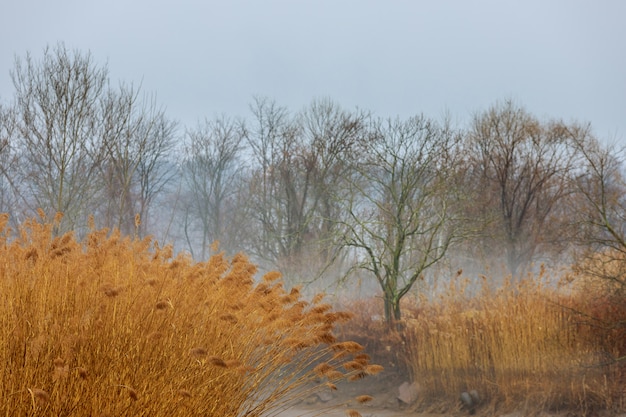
397,381,420,405
460,391,474,408
316,390,334,403
469,389,480,404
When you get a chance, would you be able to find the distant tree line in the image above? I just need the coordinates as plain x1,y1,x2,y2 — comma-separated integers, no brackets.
1,44,624,324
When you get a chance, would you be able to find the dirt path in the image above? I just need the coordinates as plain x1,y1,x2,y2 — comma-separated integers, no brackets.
274,406,433,417
269,373,452,417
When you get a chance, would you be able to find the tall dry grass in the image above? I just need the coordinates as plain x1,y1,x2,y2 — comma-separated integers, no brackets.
0,213,380,416
404,267,626,415
334,297,408,376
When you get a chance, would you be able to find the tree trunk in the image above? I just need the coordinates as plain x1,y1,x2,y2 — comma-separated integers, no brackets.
383,291,402,329
383,295,393,326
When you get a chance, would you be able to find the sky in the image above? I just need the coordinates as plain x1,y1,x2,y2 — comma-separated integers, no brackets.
1,0,624,142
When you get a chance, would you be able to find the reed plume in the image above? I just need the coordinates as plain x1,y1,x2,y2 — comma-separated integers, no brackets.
0,215,378,416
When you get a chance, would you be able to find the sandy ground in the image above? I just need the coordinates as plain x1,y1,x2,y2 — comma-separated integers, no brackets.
274,406,436,417
268,373,451,417
265,371,626,417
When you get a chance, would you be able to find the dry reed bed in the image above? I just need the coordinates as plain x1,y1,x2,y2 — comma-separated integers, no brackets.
404,268,626,415
0,214,380,416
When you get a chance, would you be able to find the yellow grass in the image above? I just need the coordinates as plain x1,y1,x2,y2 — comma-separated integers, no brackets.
404,267,626,415
0,214,376,416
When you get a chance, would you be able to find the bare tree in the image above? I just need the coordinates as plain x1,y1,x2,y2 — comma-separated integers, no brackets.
568,133,626,293
0,102,21,220
562,133,626,367
99,86,177,236
242,96,290,265
244,97,367,286
278,98,368,284
181,116,246,259
341,115,463,325
98,83,141,234
10,44,108,233
465,100,578,277
133,111,178,237
297,99,367,255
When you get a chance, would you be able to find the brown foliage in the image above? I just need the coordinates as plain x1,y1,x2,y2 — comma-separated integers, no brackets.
0,216,377,416
403,269,626,414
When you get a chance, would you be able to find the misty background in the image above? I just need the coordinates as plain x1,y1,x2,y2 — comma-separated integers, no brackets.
1,1,626,308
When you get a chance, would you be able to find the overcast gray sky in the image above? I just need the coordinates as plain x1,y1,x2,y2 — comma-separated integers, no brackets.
1,0,624,142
